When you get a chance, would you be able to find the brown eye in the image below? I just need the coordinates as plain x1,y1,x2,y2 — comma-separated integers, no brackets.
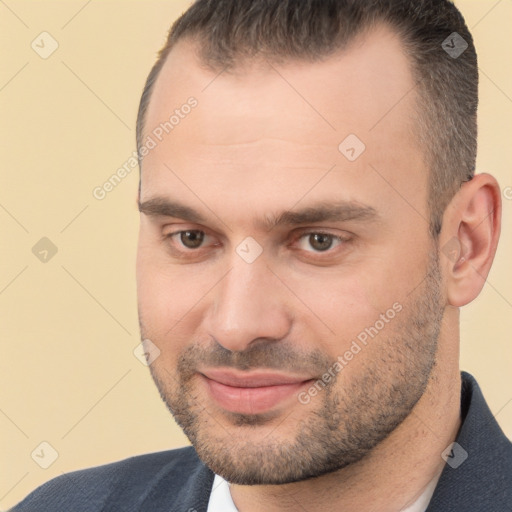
180,230,205,249
308,233,334,252
295,231,346,255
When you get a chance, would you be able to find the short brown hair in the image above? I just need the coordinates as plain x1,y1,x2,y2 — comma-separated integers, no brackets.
136,0,478,236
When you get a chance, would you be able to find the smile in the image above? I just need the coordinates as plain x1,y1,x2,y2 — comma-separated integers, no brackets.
199,369,315,415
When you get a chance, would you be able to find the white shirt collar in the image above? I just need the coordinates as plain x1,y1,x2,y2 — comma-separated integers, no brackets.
207,469,441,512
207,474,239,512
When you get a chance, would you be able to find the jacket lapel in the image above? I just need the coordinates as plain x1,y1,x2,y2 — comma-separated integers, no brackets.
426,372,512,511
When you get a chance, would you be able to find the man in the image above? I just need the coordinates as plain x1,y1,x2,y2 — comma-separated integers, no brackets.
11,0,511,511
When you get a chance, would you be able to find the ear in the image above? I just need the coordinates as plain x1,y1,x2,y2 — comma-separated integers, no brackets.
439,173,502,307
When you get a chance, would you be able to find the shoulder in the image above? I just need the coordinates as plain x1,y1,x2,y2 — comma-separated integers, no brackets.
427,372,512,511
10,446,207,511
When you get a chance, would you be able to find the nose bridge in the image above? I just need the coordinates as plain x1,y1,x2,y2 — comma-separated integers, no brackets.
205,254,291,352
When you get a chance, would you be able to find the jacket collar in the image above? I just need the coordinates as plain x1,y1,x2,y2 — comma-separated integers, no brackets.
426,371,512,511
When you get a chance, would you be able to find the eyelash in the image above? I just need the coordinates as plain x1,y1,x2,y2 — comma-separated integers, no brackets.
291,231,346,253
163,229,350,258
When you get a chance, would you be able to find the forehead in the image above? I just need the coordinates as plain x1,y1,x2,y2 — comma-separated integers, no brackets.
140,24,427,226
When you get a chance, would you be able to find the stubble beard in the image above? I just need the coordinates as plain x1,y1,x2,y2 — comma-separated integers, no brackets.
143,250,444,485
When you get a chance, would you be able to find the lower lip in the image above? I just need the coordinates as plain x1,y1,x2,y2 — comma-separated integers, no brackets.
202,376,310,415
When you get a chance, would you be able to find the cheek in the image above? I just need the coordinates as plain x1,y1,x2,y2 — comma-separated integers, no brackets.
284,256,416,354
137,238,185,335
136,242,219,341
289,273,378,350
136,265,204,369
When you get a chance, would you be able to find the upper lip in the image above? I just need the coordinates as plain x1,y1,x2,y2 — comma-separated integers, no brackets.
199,368,314,388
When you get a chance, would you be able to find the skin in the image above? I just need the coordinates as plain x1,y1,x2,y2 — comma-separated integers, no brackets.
136,24,501,512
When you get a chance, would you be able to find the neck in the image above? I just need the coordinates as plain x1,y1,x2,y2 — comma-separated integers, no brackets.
230,310,462,512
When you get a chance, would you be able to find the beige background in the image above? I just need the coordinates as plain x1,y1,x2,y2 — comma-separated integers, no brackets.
0,0,511,508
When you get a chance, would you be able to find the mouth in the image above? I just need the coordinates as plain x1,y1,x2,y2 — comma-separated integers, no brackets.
199,368,315,415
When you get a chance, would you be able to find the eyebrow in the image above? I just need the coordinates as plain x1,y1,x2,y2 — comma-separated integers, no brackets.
263,202,378,230
138,196,379,230
138,197,206,223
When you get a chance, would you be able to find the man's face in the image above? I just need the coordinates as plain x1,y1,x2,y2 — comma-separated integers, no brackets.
136,25,446,484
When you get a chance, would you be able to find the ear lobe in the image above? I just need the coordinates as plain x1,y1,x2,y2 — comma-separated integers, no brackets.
441,173,502,308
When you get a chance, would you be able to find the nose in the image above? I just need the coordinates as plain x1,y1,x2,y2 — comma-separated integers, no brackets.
202,257,293,353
